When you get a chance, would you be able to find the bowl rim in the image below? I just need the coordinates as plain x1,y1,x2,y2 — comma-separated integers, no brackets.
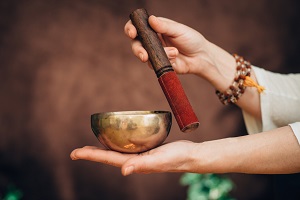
91,110,171,117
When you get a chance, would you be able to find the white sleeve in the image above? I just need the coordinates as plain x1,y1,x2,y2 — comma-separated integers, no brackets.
242,67,300,144
289,122,300,145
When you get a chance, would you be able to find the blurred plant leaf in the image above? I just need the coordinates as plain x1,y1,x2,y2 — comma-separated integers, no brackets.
180,173,234,200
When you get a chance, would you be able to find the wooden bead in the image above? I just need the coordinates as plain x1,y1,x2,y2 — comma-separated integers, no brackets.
239,74,246,80
216,54,251,105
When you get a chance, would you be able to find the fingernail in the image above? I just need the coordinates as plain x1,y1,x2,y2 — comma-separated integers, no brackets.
139,53,144,61
127,29,132,38
70,155,77,160
70,151,78,160
151,15,157,23
124,166,134,176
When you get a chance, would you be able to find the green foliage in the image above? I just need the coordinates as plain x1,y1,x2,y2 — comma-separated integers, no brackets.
180,173,234,200
1,186,22,200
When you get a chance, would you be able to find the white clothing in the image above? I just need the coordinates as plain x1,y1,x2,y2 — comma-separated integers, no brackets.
242,67,300,145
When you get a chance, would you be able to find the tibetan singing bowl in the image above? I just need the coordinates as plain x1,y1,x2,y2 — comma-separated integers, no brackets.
91,111,172,153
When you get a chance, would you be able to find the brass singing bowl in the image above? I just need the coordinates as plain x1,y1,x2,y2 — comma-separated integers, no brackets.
91,111,172,153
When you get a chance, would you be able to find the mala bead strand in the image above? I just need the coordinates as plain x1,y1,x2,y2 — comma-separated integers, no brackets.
216,54,264,105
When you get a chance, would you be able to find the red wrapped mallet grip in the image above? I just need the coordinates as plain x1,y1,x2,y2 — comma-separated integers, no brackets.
130,8,199,132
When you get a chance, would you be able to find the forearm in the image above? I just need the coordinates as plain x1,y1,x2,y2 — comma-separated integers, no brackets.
191,126,300,174
205,41,262,119
236,71,261,119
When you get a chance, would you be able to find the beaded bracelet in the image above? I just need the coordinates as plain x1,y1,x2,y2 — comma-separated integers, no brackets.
216,54,265,105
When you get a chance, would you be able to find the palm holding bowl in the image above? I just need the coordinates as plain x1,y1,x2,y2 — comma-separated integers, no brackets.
91,111,172,153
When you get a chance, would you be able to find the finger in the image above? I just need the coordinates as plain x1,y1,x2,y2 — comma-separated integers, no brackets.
165,47,178,59
124,20,137,39
145,47,178,70
164,47,179,72
121,156,150,176
131,39,148,62
149,15,184,37
70,146,136,168
121,152,162,176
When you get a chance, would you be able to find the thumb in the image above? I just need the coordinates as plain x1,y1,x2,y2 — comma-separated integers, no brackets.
121,155,155,176
149,15,184,38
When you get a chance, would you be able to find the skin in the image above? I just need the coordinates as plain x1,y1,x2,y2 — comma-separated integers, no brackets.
70,16,300,176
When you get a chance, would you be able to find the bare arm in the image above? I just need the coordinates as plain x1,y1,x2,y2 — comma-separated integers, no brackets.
191,126,300,174
125,16,261,119
205,42,262,119
70,15,300,176
71,125,300,175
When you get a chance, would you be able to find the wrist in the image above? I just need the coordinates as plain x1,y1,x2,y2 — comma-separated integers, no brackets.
205,41,236,91
214,54,262,119
190,138,239,174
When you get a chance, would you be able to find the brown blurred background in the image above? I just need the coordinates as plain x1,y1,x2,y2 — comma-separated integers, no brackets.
1,0,300,199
